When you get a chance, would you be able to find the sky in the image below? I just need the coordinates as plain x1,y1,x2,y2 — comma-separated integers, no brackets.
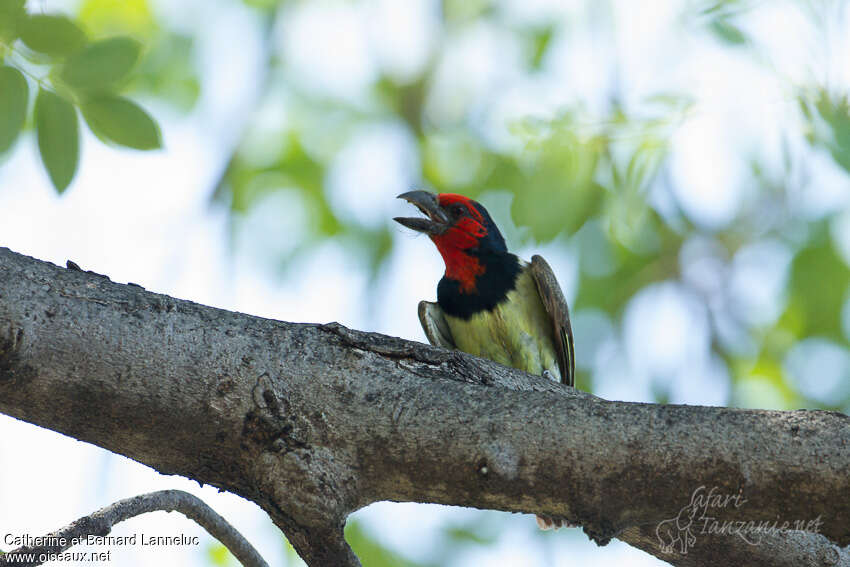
1,0,849,566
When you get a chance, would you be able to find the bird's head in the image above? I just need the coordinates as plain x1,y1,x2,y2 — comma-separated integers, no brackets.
394,190,508,292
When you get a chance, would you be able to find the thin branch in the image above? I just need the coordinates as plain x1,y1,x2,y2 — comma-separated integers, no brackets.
284,524,361,567
0,490,268,567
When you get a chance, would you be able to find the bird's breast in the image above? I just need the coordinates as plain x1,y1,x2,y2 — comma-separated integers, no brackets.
444,269,559,378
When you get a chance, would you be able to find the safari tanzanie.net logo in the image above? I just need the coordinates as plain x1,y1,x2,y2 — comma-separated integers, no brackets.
655,485,823,554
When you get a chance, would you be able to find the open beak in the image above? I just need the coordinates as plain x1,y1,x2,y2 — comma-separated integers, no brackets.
394,190,450,235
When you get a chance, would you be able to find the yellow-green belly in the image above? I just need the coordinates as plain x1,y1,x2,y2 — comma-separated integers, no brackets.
444,269,558,378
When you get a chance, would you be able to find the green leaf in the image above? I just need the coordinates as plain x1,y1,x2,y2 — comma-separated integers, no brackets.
35,88,80,193
528,25,554,70
60,37,142,91
20,14,87,56
787,235,850,340
78,0,156,37
709,19,747,45
0,0,26,44
0,66,29,154
81,95,161,149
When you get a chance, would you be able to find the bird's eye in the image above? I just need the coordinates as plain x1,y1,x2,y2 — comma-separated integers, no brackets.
450,203,466,217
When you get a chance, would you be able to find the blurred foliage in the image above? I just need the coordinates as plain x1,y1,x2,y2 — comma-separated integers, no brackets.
801,91,850,174
428,514,506,563
0,0,200,192
275,513,521,566
345,520,434,567
77,0,200,109
786,225,850,340
338,514,512,567
441,0,494,25
206,542,237,567
693,0,752,45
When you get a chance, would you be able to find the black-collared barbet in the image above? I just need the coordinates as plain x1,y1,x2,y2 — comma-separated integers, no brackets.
394,190,575,530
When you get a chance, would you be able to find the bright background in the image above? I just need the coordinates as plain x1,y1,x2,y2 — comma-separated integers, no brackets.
2,0,850,565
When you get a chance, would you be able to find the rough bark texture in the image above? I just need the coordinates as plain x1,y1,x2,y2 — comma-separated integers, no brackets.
0,247,848,567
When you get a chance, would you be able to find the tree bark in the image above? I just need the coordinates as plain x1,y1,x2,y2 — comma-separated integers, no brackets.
0,247,848,567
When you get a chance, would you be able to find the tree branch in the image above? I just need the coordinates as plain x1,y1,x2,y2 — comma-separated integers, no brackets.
0,490,267,567
621,525,850,567
0,247,848,566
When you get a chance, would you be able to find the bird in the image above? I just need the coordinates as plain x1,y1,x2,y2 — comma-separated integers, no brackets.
394,190,575,530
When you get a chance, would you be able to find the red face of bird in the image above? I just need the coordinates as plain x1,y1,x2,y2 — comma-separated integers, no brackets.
395,191,510,292
394,191,496,256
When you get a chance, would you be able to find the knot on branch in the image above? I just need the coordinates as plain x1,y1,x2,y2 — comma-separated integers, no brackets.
0,325,34,386
240,371,359,532
241,373,310,456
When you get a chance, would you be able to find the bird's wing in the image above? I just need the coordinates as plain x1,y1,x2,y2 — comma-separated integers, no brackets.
529,255,575,387
418,300,456,350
